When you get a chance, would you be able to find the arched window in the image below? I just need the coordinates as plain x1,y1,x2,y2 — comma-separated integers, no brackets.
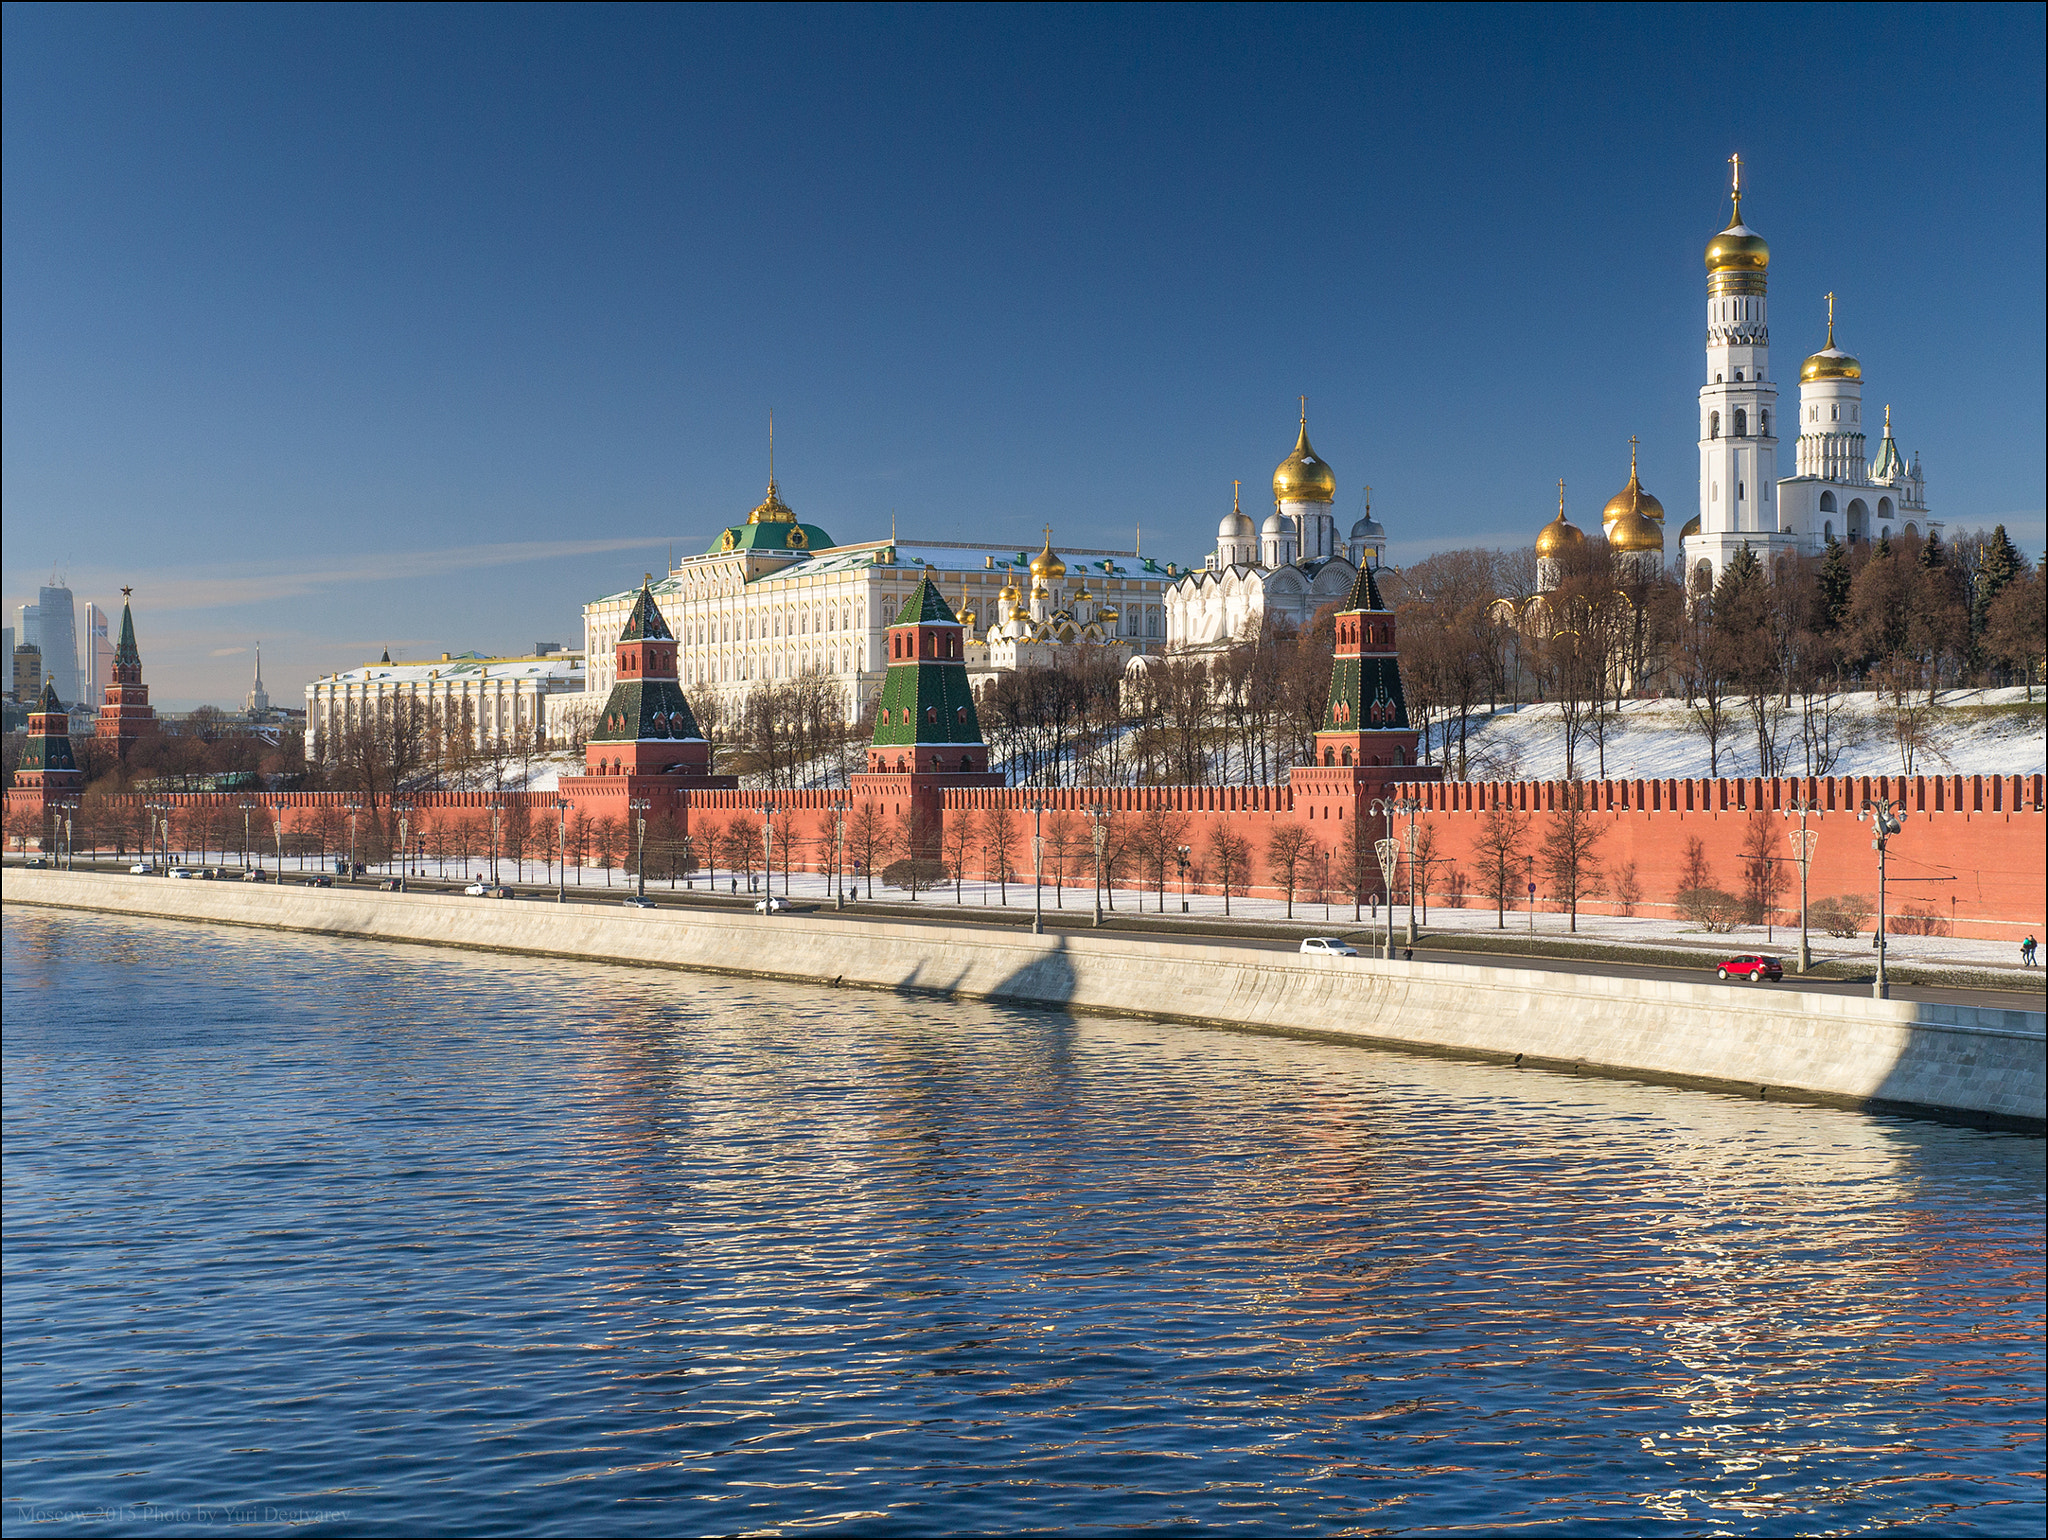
1823,520,1834,540
1831,405,1838,422
1340,747,1353,766
1734,409,1747,437
1709,411,1720,439
1734,370,1744,382
1324,748,1335,766
1393,748,1405,767
1760,410,1770,437
1820,491,1836,513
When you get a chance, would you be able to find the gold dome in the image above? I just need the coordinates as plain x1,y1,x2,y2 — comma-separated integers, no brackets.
746,479,796,524
1272,414,1337,504
1801,293,1860,381
1029,531,1066,580
1705,222,1769,274
1608,508,1664,554
1602,440,1665,528
1535,514,1586,558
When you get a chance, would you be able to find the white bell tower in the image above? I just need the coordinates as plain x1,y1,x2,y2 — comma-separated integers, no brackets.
1686,156,1794,588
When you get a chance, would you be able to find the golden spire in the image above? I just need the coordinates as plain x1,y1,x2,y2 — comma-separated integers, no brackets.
1364,485,1371,519
1629,435,1639,476
1232,478,1241,514
1729,152,1742,222
1825,291,1835,348
1884,403,1892,433
1559,478,1566,516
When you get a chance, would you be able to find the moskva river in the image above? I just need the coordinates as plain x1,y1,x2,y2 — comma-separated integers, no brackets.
4,909,2042,1537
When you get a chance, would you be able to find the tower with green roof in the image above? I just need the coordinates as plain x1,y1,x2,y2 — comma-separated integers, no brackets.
94,588,160,759
865,576,989,776
581,579,719,780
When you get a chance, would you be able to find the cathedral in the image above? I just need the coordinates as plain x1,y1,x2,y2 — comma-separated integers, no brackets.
1681,159,1935,586
1163,409,1385,649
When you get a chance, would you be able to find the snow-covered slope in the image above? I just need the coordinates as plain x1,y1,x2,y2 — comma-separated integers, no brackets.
1425,689,2045,782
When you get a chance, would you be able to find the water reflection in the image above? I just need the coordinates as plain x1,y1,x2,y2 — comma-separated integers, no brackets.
3,909,2039,1538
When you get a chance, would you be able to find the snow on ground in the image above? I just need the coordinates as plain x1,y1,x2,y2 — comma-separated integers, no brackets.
1426,688,2045,782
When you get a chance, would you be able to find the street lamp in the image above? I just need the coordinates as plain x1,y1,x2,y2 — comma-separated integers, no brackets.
269,799,286,882
1781,794,1823,973
1366,796,1399,936
144,800,170,868
761,802,778,904
1858,797,1905,1000
1087,803,1109,928
238,799,260,870
628,797,651,903
342,800,362,881
1373,835,1400,960
830,799,847,908
554,799,570,904
1175,843,1191,913
486,798,503,886
392,799,415,882
1394,796,1423,945
1031,799,1045,935
53,798,78,871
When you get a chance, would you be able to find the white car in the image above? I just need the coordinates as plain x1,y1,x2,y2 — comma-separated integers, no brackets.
129,863,155,875
1299,937,1360,957
753,896,790,913
463,881,491,896
166,867,195,879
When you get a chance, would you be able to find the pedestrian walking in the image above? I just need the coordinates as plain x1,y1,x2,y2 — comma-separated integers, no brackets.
2023,934,2038,967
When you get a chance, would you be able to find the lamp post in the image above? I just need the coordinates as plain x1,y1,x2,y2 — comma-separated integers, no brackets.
830,799,847,908
554,799,570,904
1087,803,1108,928
1373,836,1400,960
1176,843,1191,913
761,802,777,904
144,800,170,868
269,799,286,882
1031,799,1045,935
1859,797,1905,1000
1366,796,1398,933
392,799,414,881
1781,794,1822,973
628,797,650,903
342,800,362,881
487,798,503,887
1395,795,1423,944
239,799,259,870
54,799,77,871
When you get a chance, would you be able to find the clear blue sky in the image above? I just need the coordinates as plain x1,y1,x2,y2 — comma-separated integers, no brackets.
5,2,2042,707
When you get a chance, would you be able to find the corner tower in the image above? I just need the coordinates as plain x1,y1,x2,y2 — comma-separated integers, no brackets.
1686,156,1788,587
18,681,82,793
95,589,159,759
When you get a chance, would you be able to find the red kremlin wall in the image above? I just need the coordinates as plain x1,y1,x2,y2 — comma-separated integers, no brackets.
7,772,2043,937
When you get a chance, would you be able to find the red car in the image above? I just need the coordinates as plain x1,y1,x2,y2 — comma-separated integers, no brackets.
1717,954,1784,982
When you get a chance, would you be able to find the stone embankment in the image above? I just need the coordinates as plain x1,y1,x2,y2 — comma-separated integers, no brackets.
7,869,2042,1129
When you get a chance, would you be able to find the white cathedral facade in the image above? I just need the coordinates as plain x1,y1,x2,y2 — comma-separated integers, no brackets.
1682,160,1935,586
1162,412,1387,649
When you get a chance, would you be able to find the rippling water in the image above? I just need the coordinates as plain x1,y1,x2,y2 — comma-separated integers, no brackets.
3,909,2042,1536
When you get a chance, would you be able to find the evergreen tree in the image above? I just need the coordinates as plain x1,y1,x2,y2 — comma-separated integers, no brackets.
1972,524,2026,636
1712,543,1762,610
1874,532,1892,562
1918,529,1946,569
1817,533,1851,631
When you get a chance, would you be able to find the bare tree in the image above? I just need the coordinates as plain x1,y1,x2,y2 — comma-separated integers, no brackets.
1135,805,1192,913
1266,824,1312,919
1208,825,1251,917
1537,787,1605,932
847,799,888,899
942,805,979,902
981,804,1019,903
1041,810,1081,907
1474,799,1529,929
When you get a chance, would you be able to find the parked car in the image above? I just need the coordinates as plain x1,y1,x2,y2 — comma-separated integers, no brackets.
622,895,657,909
463,881,491,896
129,862,155,875
241,868,268,882
23,857,49,868
753,896,790,913
166,867,195,879
305,875,334,888
198,868,219,880
378,877,406,893
1299,937,1360,957
1716,954,1784,982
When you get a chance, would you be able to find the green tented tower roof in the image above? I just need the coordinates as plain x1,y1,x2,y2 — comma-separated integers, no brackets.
891,575,961,627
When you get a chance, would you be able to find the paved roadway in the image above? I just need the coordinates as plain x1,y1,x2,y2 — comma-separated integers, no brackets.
25,860,2045,1015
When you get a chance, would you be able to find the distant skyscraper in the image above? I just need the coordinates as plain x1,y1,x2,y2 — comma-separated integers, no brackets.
1,626,12,676
12,642,43,704
35,583,79,707
17,603,39,650
83,603,113,709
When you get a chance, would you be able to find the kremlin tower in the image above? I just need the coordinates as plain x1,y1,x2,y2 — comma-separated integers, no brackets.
96,589,159,759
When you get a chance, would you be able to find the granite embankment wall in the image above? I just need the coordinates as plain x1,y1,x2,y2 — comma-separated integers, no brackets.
7,869,2041,1129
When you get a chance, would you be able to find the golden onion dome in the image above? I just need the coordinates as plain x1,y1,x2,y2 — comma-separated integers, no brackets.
745,479,796,524
1535,512,1587,558
1073,584,1092,603
1801,297,1860,382
1029,533,1067,580
1608,508,1664,554
1679,513,1701,539
1705,222,1769,273
1273,417,1337,504
1602,444,1665,528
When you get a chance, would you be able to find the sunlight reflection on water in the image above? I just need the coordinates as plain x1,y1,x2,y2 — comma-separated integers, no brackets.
3,908,2042,1537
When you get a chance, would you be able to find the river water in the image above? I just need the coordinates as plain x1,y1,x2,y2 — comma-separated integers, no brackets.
3,908,2041,1537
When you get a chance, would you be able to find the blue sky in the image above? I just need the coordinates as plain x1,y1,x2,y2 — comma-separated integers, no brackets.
5,2,2042,707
